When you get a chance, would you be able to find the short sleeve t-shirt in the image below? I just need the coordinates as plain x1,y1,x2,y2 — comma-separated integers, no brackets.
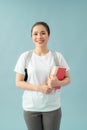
14,50,70,112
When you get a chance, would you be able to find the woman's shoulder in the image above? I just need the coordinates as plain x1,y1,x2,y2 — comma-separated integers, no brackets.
19,50,33,58
51,50,63,57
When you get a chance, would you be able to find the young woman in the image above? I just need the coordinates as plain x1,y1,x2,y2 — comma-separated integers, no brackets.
14,21,70,130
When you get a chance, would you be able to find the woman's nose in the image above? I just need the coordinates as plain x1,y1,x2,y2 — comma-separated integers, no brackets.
37,33,42,38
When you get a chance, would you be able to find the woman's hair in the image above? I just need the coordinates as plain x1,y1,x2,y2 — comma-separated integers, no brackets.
31,21,50,36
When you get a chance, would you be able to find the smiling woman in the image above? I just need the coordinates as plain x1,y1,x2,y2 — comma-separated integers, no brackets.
31,22,50,50
14,21,70,130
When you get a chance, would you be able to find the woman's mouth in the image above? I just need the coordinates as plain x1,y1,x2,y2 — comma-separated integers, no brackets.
37,40,44,44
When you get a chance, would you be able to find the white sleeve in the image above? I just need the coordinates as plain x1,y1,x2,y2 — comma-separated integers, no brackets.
56,52,70,71
14,52,28,75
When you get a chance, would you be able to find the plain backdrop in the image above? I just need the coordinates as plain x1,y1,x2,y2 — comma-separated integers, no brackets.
0,0,87,130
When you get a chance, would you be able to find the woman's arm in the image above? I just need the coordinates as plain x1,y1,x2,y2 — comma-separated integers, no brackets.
15,73,53,94
15,73,40,91
47,71,71,88
58,71,70,86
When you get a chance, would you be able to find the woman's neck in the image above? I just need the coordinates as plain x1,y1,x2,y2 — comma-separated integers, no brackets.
34,47,49,56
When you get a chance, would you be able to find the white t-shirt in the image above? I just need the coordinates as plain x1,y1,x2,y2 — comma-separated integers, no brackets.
14,50,70,112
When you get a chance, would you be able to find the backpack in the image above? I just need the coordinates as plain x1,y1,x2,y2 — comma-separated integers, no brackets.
24,50,59,81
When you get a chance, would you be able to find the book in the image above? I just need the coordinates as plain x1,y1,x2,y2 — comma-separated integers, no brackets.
50,66,66,89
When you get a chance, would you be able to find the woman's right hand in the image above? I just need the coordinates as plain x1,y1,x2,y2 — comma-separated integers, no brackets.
40,84,53,94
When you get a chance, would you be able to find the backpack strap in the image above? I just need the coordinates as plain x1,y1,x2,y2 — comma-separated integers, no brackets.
24,50,59,81
51,50,59,66
25,50,33,69
25,50,59,67
24,50,33,81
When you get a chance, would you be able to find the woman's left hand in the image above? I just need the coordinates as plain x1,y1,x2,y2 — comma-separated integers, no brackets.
47,75,59,88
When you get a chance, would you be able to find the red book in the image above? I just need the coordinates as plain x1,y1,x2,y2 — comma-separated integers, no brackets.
54,67,66,89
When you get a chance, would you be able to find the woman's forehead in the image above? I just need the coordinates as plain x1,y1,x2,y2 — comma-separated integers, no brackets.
32,25,47,32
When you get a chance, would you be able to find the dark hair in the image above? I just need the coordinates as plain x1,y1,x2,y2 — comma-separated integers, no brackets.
31,21,50,36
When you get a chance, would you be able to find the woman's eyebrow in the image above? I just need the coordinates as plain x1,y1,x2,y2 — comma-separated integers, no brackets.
33,30,46,33
40,30,46,33
33,30,46,34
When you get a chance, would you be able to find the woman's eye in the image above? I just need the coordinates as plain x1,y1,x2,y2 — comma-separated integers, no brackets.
33,32,46,36
41,32,45,35
33,33,38,35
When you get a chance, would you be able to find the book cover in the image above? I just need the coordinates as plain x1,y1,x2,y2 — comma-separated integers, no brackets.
55,67,66,89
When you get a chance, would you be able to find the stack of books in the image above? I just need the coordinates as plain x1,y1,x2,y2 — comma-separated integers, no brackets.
50,66,66,89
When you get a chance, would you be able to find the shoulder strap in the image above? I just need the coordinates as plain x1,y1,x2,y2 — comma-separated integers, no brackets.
24,51,33,81
25,50,59,67
51,50,59,66
25,50,33,68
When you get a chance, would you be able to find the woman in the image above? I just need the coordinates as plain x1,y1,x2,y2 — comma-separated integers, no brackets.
14,21,70,130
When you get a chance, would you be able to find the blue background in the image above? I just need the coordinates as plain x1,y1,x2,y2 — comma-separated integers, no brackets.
0,0,87,130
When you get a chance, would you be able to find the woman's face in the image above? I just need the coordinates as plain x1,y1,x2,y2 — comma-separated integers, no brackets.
32,25,50,48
